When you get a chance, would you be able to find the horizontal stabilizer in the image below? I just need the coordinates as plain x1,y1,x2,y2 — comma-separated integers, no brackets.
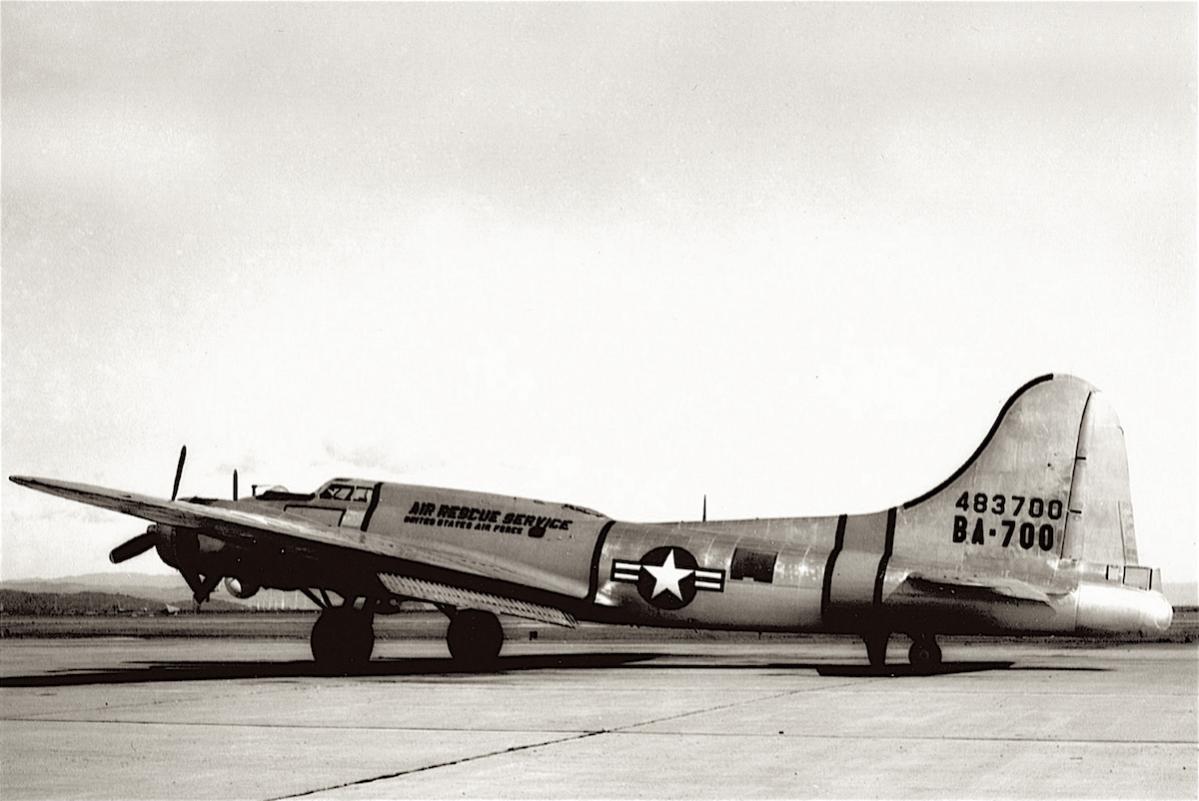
378,572,577,628
898,572,1066,606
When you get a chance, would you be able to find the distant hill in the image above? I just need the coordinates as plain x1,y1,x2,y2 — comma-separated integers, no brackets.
1,572,192,602
0,573,317,610
1164,582,1198,607
0,589,244,615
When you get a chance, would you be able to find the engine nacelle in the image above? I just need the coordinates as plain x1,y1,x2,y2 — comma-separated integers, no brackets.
223,576,260,599
154,524,229,571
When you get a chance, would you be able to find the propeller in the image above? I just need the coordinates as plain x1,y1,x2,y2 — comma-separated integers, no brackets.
109,529,158,564
233,469,238,501
108,446,187,564
171,445,187,501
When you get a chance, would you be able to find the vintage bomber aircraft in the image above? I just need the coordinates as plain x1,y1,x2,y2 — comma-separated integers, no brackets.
10,374,1173,670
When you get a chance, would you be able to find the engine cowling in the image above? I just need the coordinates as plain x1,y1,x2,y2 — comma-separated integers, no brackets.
153,524,227,570
223,576,260,599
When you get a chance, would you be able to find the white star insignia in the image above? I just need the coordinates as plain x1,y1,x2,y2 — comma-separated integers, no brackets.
643,549,694,600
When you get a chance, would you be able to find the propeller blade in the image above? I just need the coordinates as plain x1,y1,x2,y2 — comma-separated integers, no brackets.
171,445,187,501
233,469,238,501
109,531,158,564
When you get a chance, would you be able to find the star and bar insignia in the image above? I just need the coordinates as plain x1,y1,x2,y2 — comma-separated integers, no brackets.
611,546,726,610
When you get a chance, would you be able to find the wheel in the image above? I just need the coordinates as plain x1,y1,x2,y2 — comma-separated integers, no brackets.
863,631,890,667
310,607,375,669
908,636,942,671
446,610,503,668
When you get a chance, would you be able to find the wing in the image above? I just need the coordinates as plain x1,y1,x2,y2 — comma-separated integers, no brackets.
9,476,578,626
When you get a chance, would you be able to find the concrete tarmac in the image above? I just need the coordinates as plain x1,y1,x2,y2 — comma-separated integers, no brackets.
1,637,1195,800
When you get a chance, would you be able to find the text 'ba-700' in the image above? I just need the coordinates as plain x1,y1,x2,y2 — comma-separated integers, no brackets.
951,491,1062,552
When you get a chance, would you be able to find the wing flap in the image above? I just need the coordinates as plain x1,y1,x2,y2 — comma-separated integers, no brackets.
379,573,577,628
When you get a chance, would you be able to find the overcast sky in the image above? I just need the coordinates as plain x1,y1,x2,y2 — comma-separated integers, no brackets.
2,3,1195,593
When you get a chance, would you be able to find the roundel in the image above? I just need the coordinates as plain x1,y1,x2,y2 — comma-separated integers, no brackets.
634,546,701,610
610,546,727,610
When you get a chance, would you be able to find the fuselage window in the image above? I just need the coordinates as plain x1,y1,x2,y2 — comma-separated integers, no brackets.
351,486,372,503
731,548,777,583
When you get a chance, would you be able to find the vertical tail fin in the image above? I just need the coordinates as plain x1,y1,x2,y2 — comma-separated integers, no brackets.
896,374,1135,573
884,374,1168,635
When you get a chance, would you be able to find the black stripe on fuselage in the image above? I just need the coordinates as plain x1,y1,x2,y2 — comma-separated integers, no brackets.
586,520,616,602
820,514,848,619
872,507,897,608
360,482,384,532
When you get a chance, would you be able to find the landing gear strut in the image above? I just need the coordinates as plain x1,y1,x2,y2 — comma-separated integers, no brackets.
310,607,375,669
907,634,942,671
863,631,890,668
446,609,504,669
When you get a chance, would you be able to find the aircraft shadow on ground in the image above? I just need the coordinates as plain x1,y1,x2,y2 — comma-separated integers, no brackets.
0,654,1108,688
0,652,661,687
631,660,1087,677
798,662,1106,677
812,661,1014,677
608,659,1106,677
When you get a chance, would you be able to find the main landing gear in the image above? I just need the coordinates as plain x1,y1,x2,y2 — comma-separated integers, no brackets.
861,631,943,671
445,609,504,669
302,589,375,670
310,607,375,669
300,588,506,671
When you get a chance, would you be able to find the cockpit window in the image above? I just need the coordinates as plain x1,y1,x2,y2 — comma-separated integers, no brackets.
317,483,373,503
319,484,355,501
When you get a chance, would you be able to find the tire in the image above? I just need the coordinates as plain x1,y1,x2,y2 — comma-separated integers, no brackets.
908,636,942,671
310,608,375,669
446,610,503,668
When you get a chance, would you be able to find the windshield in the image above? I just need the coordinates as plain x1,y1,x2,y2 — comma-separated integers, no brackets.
317,482,373,503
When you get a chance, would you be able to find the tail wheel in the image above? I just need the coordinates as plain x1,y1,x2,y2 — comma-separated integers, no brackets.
310,607,375,669
446,610,504,669
908,636,942,671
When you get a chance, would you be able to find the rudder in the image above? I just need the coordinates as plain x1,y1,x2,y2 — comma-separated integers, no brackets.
1062,389,1139,565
